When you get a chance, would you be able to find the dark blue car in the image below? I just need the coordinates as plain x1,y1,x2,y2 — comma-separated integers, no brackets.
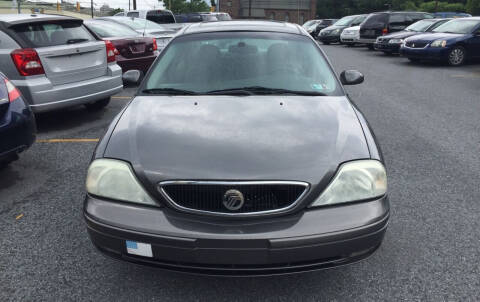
0,73,36,168
400,17,480,66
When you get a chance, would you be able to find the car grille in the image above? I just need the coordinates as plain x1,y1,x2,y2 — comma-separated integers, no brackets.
159,181,309,216
406,41,428,48
376,38,388,44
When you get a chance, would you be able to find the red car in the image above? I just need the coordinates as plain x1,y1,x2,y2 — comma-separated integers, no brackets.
84,19,157,75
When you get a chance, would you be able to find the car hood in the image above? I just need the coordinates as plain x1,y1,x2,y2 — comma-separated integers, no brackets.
323,25,348,32
383,30,421,39
406,32,465,43
104,96,370,186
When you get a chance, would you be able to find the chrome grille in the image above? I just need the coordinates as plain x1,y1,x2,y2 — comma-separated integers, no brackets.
158,181,309,216
406,41,428,48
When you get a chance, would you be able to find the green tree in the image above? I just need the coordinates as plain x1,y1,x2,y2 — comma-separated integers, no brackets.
170,0,210,14
109,8,124,16
466,0,480,14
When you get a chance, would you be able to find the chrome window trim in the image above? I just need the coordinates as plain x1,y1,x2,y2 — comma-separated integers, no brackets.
157,180,310,217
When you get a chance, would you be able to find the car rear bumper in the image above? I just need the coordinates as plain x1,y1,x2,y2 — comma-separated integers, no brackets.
84,195,390,276
0,96,36,160
358,38,377,45
117,54,156,74
12,64,123,113
399,46,449,60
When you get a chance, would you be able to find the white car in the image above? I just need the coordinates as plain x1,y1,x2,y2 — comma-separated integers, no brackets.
340,25,360,46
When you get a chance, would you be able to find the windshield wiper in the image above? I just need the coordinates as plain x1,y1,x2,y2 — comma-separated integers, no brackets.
66,38,89,44
142,88,198,95
206,86,327,96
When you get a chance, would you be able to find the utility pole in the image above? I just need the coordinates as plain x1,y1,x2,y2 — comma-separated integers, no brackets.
297,0,299,24
434,0,439,13
133,0,137,10
91,0,93,17
248,0,252,18
129,0,130,10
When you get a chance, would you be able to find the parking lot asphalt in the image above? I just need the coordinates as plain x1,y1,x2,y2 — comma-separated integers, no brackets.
1,45,479,301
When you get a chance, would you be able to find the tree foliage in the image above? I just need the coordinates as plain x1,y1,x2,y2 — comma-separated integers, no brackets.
316,0,479,18
168,0,210,14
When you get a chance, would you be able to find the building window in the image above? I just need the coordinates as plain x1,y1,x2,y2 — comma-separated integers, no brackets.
269,12,275,20
285,12,289,22
299,13,304,25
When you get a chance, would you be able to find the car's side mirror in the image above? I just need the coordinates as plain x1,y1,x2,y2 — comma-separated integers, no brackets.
340,70,364,85
122,70,142,87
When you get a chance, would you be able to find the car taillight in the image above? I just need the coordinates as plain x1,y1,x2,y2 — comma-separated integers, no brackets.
105,40,118,63
4,78,21,102
152,38,158,51
382,28,388,35
11,48,45,76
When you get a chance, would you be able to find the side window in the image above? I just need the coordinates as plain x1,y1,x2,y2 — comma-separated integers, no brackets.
389,14,407,30
127,12,139,18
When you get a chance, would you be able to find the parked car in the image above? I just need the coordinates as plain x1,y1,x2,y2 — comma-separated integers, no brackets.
360,11,434,49
340,25,361,46
312,19,338,38
0,14,123,112
303,19,322,36
400,17,480,66
117,9,183,32
0,73,36,168
209,12,232,21
174,13,218,23
84,20,389,276
84,19,158,75
96,17,174,51
318,14,367,45
434,12,472,18
374,18,451,54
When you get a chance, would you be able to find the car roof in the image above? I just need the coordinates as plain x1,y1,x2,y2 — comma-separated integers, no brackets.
181,20,304,35
0,13,79,25
457,17,480,20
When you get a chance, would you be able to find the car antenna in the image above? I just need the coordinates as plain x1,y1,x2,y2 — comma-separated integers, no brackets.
142,17,147,37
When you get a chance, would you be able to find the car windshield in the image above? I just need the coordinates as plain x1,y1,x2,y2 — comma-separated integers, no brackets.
86,20,139,38
144,32,341,96
112,17,167,31
405,19,436,32
216,13,232,21
334,16,356,26
433,20,480,34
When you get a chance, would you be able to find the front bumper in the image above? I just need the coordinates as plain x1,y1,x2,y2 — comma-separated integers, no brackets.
374,42,401,53
84,195,389,276
318,35,341,43
399,46,449,61
12,64,123,113
340,36,359,44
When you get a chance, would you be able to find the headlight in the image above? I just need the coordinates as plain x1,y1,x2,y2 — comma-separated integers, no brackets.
309,160,387,208
332,29,341,35
430,40,447,48
86,158,156,205
389,39,403,44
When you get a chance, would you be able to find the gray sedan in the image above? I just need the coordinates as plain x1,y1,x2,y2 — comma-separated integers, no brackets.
84,21,389,276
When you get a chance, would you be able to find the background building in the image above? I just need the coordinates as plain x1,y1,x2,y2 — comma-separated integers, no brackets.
220,0,316,24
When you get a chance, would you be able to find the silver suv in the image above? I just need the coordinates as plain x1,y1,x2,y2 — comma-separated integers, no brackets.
0,14,123,112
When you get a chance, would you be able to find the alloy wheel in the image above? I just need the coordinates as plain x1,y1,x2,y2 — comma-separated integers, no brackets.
448,47,466,66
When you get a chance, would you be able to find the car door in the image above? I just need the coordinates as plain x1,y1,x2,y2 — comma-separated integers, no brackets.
466,27,480,58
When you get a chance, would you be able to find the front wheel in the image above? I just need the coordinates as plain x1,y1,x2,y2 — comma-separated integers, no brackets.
367,44,375,50
84,98,110,112
447,46,466,66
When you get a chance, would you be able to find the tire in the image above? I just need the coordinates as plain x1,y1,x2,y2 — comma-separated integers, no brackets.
84,98,110,111
0,154,18,169
408,58,420,63
322,42,330,45
447,46,466,66
346,43,355,47
367,44,375,50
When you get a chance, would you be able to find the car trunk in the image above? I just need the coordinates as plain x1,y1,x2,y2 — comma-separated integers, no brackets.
35,42,107,86
108,37,154,59
9,19,108,86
